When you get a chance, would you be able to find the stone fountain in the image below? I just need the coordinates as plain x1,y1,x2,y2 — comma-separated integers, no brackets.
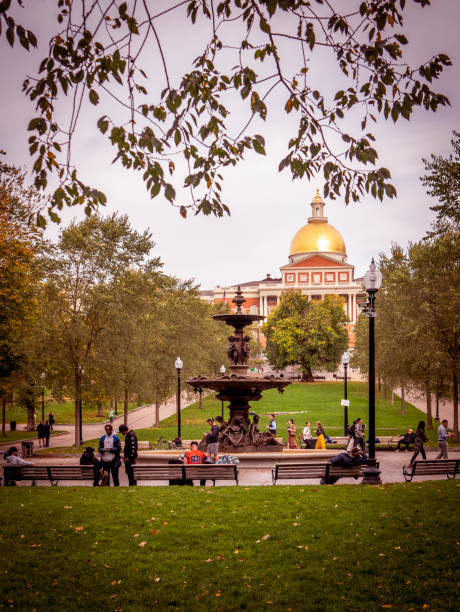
187,287,290,452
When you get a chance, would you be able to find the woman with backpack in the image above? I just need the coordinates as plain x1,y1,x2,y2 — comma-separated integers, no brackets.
315,421,326,450
408,421,431,468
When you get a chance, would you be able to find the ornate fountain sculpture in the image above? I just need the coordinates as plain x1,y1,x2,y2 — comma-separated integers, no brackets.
187,287,291,451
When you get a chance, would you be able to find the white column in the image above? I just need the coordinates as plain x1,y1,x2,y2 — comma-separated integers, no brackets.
264,295,268,317
259,294,263,316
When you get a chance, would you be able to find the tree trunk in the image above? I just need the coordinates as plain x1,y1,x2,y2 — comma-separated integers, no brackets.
26,398,35,431
391,390,395,405
199,391,202,410
114,396,118,415
425,379,433,429
383,381,387,400
378,377,381,391
301,366,314,382
97,400,103,417
155,387,160,427
2,396,6,436
453,369,459,442
124,386,129,426
400,384,405,415
75,369,82,448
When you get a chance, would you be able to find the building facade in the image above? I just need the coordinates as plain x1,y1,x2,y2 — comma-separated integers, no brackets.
201,191,366,345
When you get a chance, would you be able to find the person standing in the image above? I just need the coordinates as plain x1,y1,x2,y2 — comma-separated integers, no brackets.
108,408,114,425
204,418,219,461
266,414,277,437
315,421,326,450
302,421,312,448
118,424,138,486
48,411,55,431
353,417,366,452
43,420,51,447
286,418,299,449
36,421,45,448
435,419,454,459
98,424,122,486
408,421,431,468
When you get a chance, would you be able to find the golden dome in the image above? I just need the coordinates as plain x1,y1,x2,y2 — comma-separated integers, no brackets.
289,222,346,256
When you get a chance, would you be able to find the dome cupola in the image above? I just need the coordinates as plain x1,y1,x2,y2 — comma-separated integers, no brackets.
289,190,347,261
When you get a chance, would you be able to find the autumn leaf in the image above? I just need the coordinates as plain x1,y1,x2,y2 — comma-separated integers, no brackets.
139,541,147,547
262,534,270,541
74,526,84,532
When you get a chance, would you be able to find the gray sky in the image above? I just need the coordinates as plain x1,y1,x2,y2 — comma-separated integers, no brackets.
1,1,459,289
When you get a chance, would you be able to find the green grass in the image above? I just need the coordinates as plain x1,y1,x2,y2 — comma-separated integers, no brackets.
0,482,458,610
4,400,140,425
0,430,67,445
37,383,450,453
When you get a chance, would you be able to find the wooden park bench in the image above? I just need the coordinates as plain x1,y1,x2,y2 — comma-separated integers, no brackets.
272,462,371,485
313,375,326,380
3,465,95,486
402,459,459,482
133,464,239,486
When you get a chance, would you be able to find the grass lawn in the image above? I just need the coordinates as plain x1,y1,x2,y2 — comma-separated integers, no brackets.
0,482,458,610
37,383,451,453
0,430,66,444
4,400,140,425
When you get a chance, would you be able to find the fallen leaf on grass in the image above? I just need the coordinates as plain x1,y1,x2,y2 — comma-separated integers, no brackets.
133,534,139,538
205,559,213,563
150,529,160,535
138,541,147,547
379,553,386,557
292,522,300,527
154,577,161,583
262,534,270,541
64,506,72,509
74,527,84,532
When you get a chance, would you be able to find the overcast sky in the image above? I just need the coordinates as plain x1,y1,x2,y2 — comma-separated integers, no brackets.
1,1,459,290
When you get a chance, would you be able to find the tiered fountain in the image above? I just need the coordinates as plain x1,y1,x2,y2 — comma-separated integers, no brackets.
187,288,290,452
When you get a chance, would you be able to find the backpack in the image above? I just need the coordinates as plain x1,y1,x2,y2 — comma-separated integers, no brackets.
346,424,355,437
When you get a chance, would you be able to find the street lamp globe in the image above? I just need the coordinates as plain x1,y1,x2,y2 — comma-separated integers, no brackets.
342,351,350,366
175,356,183,370
220,364,226,375
363,258,382,293
40,371,46,383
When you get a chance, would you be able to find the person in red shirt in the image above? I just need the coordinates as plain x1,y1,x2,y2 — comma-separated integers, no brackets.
185,441,206,464
184,441,206,486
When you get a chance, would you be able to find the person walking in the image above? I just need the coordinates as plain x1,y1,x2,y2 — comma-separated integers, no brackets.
266,414,277,437
43,420,51,447
204,418,219,461
48,411,55,431
435,419,454,459
286,418,299,449
353,417,366,452
408,421,431,468
98,424,122,486
108,408,114,425
315,421,326,450
346,420,356,451
118,424,138,485
36,421,45,448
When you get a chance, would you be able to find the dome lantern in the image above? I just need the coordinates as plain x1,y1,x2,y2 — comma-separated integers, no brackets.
289,191,347,261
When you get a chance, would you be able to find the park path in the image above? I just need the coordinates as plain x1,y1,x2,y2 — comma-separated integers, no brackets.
393,387,455,423
0,391,199,451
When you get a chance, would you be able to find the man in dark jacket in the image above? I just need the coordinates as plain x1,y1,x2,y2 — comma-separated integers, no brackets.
119,424,138,486
204,418,219,461
322,448,366,485
80,446,100,486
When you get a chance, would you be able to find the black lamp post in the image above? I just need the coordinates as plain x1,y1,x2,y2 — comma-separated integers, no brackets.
175,357,183,440
341,352,350,435
362,259,382,485
220,364,226,418
79,367,84,446
40,371,46,423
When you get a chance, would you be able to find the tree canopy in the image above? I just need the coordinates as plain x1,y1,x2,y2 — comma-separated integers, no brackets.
0,0,452,224
263,290,348,380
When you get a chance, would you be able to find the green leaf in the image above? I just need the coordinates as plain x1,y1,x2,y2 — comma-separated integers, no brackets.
89,89,100,105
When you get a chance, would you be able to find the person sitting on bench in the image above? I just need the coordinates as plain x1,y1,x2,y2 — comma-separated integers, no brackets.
396,429,415,452
4,447,35,486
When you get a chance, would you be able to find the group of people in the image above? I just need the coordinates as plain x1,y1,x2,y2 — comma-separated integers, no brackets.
284,418,333,450
406,419,454,468
79,423,138,486
35,412,55,447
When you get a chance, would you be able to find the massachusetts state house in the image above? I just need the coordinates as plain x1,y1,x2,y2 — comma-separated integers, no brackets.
201,190,366,345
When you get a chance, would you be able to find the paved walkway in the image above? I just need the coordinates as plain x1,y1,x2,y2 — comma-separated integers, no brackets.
394,387,455,423
0,391,198,451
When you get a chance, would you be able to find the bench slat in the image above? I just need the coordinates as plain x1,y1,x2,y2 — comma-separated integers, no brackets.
133,466,184,480
403,460,459,482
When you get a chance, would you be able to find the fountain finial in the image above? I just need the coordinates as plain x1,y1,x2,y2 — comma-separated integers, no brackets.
232,285,246,313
